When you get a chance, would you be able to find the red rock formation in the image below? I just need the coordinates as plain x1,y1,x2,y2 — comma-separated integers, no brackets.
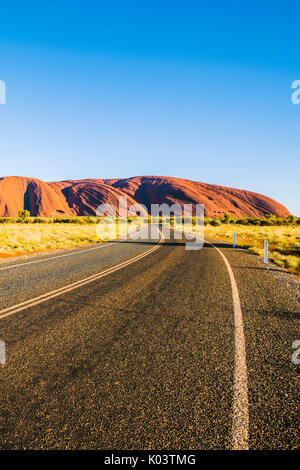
0,176,73,217
109,176,291,217
52,180,147,216
0,175,291,217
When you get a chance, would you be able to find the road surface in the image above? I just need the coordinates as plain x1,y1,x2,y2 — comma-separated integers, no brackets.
0,226,299,449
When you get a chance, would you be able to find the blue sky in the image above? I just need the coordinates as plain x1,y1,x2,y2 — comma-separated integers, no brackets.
0,1,299,214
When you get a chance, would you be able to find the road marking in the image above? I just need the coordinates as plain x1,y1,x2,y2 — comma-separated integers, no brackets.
1,230,248,449
206,240,249,450
0,241,118,272
0,232,164,321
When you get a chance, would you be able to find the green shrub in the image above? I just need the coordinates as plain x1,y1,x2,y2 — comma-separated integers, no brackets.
17,210,30,223
235,218,249,225
33,217,53,223
287,215,297,225
223,213,231,224
210,218,222,226
0,217,17,223
261,218,275,226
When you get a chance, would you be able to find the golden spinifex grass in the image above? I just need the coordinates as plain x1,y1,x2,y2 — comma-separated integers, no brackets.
0,224,112,257
0,221,146,257
1,221,299,278
202,224,300,276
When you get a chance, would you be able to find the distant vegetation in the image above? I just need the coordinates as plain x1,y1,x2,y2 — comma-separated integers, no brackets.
0,213,299,277
0,215,101,224
0,213,299,226
204,213,299,226
203,223,300,277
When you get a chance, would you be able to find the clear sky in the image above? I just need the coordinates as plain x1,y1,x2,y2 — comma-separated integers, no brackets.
0,1,299,214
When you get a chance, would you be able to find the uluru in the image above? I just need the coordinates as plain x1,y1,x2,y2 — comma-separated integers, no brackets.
0,175,291,218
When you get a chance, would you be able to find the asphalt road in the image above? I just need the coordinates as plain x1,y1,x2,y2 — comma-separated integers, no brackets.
0,226,299,450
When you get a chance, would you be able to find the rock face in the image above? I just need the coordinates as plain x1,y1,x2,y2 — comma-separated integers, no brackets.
0,175,291,217
0,176,72,217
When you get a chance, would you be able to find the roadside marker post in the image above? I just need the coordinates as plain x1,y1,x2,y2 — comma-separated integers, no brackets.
264,240,268,264
233,232,236,248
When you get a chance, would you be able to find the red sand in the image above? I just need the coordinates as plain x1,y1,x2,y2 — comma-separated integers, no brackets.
0,249,45,258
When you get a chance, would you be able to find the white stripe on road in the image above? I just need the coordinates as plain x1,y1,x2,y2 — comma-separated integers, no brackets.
0,233,164,321
206,240,249,450
1,230,249,449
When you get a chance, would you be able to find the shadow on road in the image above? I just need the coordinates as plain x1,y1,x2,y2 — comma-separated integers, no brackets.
116,239,243,248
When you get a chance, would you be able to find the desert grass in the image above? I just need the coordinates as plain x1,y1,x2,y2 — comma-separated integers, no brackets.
201,224,300,276
1,222,299,277
0,221,148,257
0,223,128,257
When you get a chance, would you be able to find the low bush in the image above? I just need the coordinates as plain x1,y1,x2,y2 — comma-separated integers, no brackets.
210,218,222,226
0,217,17,223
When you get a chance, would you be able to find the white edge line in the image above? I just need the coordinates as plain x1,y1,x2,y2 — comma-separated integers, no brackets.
0,231,164,320
0,231,248,450
205,239,249,450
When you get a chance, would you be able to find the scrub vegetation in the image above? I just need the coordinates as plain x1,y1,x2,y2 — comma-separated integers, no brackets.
0,212,299,277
